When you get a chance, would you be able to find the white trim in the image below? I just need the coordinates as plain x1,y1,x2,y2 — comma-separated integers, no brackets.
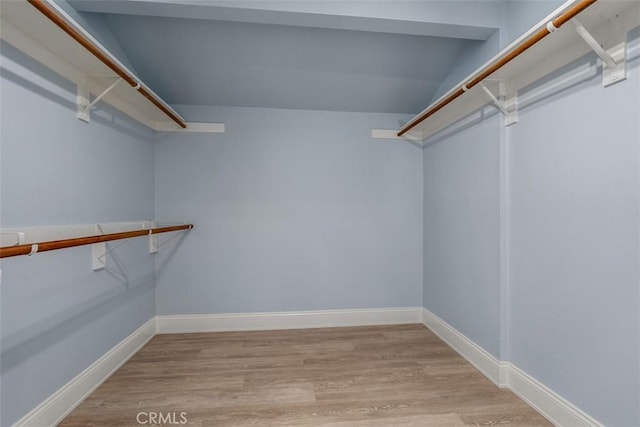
498,107,510,363
156,307,421,334
371,129,424,143
421,308,504,387
505,363,604,427
11,307,602,427
11,308,421,425
420,307,603,427
155,122,226,133
13,318,156,427
182,122,225,133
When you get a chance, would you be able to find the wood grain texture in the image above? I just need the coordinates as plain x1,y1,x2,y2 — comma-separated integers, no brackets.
60,325,550,426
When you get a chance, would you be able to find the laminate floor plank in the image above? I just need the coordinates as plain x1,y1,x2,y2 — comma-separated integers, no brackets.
61,324,550,426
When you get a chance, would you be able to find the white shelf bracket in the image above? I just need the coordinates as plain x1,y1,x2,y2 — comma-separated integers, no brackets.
146,221,158,254
92,224,129,283
77,77,124,123
573,19,626,87
371,129,424,144
479,83,518,126
0,231,26,246
501,81,519,127
76,77,91,123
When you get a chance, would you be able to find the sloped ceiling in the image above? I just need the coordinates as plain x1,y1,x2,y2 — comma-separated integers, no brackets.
69,1,501,114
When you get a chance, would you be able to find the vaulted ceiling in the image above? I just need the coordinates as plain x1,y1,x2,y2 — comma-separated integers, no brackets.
67,0,504,114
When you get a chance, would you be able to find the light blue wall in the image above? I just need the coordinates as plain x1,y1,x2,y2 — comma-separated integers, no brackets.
3,1,637,425
423,7,504,359
508,30,640,426
431,0,566,104
154,106,423,315
51,0,139,74
71,0,502,40
0,42,156,426
422,12,640,426
423,112,502,357
504,0,565,46
430,31,500,103
101,13,472,115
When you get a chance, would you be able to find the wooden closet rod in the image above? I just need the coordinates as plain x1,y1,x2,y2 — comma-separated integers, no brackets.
0,224,193,259
27,0,187,129
397,0,597,137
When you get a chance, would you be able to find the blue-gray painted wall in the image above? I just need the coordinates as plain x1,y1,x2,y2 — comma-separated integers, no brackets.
0,42,156,426
504,0,566,45
51,0,139,74
507,30,640,426
154,106,423,315
423,111,502,357
430,32,500,103
100,13,472,115
430,0,567,104
422,14,640,427
2,1,639,425
70,0,502,40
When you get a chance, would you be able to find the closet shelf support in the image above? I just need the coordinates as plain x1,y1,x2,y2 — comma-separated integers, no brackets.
77,77,124,123
22,0,187,129
572,18,626,86
478,83,518,126
148,221,158,254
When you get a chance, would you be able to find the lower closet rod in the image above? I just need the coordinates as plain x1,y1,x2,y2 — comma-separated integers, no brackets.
0,224,193,259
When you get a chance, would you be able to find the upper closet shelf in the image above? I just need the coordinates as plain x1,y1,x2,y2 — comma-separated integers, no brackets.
398,0,639,141
0,0,191,131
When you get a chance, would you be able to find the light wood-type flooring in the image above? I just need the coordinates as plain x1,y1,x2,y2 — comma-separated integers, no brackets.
61,324,550,426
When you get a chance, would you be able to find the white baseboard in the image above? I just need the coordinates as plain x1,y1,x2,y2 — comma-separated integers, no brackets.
13,318,156,427
420,308,603,427
12,307,420,425
13,306,602,427
156,307,422,334
421,308,504,387
504,363,604,427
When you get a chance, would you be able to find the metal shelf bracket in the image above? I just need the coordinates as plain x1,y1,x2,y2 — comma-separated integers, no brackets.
147,221,158,254
573,18,626,87
77,77,125,123
479,83,518,126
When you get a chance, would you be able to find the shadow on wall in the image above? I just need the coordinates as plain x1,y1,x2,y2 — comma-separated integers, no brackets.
0,35,193,426
423,25,640,148
422,107,500,149
0,41,150,141
0,232,188,370
0,275,153,373
0,38,194,374
517,25,639,112
154,231,190,281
